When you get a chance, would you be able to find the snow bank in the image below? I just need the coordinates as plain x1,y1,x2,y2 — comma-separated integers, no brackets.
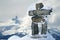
8,33,55,40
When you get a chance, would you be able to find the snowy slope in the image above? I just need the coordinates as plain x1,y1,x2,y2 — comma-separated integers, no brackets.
8,33,55,40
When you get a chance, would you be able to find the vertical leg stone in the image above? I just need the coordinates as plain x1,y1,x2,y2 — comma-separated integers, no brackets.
31,22,39,35
41,22,47,34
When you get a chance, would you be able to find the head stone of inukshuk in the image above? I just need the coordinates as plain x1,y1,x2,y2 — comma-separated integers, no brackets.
28,3,52,35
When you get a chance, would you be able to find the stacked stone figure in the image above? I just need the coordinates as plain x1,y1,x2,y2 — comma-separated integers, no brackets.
28,3,52,35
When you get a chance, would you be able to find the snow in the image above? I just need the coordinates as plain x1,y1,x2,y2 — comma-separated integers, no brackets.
8,35,21,40
8,33,55,40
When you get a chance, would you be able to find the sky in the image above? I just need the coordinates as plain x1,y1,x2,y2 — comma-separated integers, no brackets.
0,0,39,22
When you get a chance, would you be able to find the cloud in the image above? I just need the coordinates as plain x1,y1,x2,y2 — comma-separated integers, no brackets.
0,0,35,21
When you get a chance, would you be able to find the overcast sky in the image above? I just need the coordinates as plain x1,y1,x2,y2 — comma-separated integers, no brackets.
0,0,40,22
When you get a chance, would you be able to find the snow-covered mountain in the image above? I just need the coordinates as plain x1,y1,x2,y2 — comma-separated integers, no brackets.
0,16,21,36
